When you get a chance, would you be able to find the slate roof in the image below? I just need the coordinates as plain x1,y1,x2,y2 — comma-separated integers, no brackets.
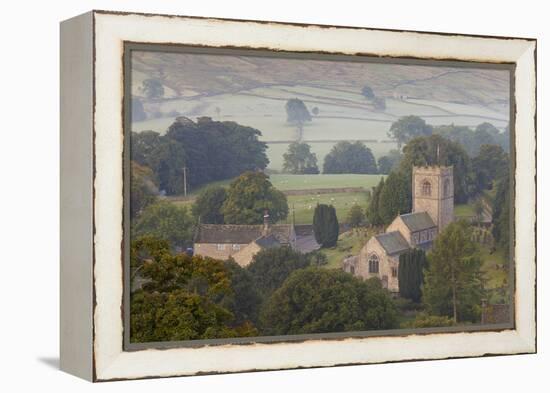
195,224,293,244
254,234,282,249
399,212,436,232
374,231,410,255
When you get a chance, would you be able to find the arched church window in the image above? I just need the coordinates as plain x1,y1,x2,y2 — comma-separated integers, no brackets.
421,180,432,196
444,178,451,197
368,254,379,274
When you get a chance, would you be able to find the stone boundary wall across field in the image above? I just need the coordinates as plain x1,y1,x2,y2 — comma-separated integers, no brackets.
282,187,364,196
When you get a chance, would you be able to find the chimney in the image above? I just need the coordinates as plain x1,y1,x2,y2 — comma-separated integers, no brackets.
263,209,270,236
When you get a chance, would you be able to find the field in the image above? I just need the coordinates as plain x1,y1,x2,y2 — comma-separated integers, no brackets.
286,192,368,225
131,55,509,172
167,174,382,225
269,174,382,191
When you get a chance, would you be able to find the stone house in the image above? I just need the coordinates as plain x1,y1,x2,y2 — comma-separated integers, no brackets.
193,214,297,267
343,165,454,293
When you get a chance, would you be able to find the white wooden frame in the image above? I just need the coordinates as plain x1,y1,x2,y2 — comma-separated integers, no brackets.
60,10,536,382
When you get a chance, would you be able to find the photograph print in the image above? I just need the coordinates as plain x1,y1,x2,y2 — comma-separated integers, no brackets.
126,46,513,346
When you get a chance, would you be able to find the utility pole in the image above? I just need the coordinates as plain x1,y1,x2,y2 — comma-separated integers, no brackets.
183,166,188,197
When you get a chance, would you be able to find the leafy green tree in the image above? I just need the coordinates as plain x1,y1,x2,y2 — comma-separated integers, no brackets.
377,149,402,174
140,78,165,99
423,220,485,323
130,161,158,218
282,142,319,174
378,171,411,224
313,204,339,248
433,123,507,157
366,177,385,226
347,204,365,228
361,85,375,99
388,115,433,149
260,269,398,335
222,259,263,326
472,144,509,191
192,186,227,224
166,118,268,189
398,249,427,303
132,201,195,249
130,237,257,342
492,170,510,258
285,98,312,126
399,134,473,203
221,172,288,224
323,141,378,174
247,247,314,300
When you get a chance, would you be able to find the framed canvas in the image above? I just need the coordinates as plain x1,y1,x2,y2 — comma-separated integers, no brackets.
60,10,537,382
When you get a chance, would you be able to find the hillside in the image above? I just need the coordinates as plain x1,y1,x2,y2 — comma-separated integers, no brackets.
131,51,510,170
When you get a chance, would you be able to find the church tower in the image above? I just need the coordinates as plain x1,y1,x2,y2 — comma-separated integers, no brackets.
412,165,454,233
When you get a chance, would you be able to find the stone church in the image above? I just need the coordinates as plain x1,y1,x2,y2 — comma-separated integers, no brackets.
343,165,454,293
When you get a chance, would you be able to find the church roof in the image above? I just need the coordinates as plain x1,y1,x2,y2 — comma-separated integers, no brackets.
399,212,436,232
195,224,293,244
375,231,410,255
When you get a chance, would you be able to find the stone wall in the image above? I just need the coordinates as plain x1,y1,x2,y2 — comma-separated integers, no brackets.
412,165,454,233
194,242,250,261
358,237,400,293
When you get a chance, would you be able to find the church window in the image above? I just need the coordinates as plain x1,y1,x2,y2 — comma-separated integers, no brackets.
350,266,355,275
421,180,432,196
217,244,226,251
232,244,241,251
368,254,379,274
391,267,398,278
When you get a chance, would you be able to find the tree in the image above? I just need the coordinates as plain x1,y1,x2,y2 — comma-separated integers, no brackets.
132,201,195,249
131,97,147,121
247,247,314,300
323,141,378,174
492,170,510,258
166,118,268,190
282,142,319,174
130,161,158,218
285,98,312,126
472,144,509,191
434,123,506,156
423,220,485,323
313,204,339,248
131,117,269,195
130,237,257,342
221,172,289,224
366,177,385,227
399,134,474,203
347,204,365,228
388,115,433,149
398,249,427,303
221,259,263,326
140,78,165,99
361,85,375,99
378,171,411,225
377,150,402,174
260,269,398,335
372,96,386,111
192,186,227,224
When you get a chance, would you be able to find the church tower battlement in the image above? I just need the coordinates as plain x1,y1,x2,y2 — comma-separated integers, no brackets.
412,165,454,233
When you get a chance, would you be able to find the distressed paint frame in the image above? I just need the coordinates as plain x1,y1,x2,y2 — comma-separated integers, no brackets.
61,10,536,382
